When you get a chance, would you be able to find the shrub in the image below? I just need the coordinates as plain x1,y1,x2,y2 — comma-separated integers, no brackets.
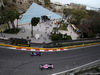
51,34,59,41
66,35,72,40
95,67,100,72
51,33,72,41
3,28,21,34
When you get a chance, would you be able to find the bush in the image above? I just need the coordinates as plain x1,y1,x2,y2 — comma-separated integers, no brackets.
9,38,30,47
66,35,72,40
95,67,100,72
51,33,72,41
3,28,21,34
59,23,68,30
51,34,59,41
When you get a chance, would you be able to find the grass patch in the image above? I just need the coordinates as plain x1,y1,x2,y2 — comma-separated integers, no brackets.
66,35,72,40
95,67,100,72
59,23,68,30
0,24,8,30
3,28,21,34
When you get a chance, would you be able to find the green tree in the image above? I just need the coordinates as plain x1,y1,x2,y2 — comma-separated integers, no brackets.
35,0,39,4
44,0,50,7
72,9,88,24
79,10,100,38
79,19,93,37
87,10,100,35
5,8,18,31
87,10,99,17
0,3,21,33
31,17,40,37
63,8,68,17
8,10,16,30
63,9,73,17
0,5,4,10
53,27,58,34
91,16,100,34
15,10,21,28
0,12,11,31
1,8,20,31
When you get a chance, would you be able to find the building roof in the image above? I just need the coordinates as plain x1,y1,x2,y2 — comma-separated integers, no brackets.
53,2,62,6
18,3,62,25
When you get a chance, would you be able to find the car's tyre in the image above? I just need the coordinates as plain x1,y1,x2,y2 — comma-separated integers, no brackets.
49,67,52,69
49,64,52,65
40,68,43,70
31,55,34,56
40,64,43,70
40,64,43,67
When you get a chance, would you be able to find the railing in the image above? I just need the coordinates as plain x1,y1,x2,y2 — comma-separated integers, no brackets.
43,38,100,48
45,38,100,45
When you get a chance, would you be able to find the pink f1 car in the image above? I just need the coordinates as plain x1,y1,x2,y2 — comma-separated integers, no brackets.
40,64,54,70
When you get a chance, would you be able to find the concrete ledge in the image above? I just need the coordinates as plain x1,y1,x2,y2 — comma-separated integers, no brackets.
0,37,9,40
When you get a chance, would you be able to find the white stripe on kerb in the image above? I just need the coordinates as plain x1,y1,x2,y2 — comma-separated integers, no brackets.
49,50,53,51
39,50,45,52
9,47,16,49
56,49,60,51
64,49,69,50
30,49,35,51
21,48,27,50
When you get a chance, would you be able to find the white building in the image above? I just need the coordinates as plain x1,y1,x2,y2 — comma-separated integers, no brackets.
50,2,64,12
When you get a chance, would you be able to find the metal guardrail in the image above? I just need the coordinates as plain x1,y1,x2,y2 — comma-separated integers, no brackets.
43,40,100,48
45,38,100,45
0,37,9,44
52,59,100,75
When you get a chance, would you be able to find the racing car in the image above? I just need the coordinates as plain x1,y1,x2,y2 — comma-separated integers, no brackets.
40,64,54,70
31,52,42,56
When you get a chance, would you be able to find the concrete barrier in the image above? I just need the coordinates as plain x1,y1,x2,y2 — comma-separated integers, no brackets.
52,59,100,75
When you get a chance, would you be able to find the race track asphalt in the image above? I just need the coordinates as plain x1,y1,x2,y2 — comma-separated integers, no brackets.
0,45,100,75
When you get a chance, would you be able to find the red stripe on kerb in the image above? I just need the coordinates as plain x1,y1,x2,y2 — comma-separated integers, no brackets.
26,49,31,50
16,47,22,50
35,49,40,51
53,49,57,51
45,49,49,51
59,48,64,50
